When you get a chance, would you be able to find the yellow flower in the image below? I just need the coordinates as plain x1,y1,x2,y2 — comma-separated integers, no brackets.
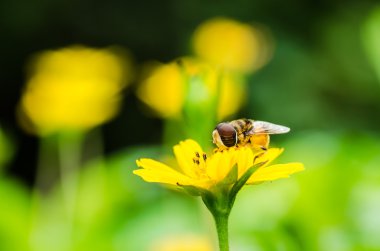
136,58,246,120
136,62,185,118
134,139,304,191
19,45,132,135
150,235,213,251
192,18,273,73
135,139,303,250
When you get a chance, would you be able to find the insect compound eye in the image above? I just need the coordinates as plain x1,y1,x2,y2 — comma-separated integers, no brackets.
216,123,237,147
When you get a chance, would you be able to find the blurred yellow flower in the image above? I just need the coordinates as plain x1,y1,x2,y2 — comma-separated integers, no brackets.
19,45,132,135
150,235,213,251
137,62,185,118
136,58,246,120
134,139,304,191
192,18,273,73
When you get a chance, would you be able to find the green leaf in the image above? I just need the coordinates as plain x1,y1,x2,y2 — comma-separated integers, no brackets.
177,183,212,197
230,161,267,198
219,164,238,186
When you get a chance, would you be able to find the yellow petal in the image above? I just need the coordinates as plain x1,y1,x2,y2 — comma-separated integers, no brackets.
133,169,191,186
135,159,192,185
136,158,176,172
237,147,254,178
206,149,238,182
206,151,223,181
247,162,304,184
173,139,203,178
179,139,204,156
253,148,284,167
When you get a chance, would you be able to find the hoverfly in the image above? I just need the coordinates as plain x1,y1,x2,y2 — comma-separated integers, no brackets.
212,119,290,151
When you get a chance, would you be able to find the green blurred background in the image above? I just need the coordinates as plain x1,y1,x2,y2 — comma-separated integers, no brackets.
1,0,380,250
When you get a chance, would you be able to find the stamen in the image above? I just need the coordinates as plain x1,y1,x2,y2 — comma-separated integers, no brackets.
202,153,207,161
193,152,203,166
192,152,208,179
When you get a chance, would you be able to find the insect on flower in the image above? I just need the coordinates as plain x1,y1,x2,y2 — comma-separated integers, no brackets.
212,118,290,151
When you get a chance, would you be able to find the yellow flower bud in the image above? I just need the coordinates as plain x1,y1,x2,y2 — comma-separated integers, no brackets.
136,57,246,120
151,235,213,251
192,18,273,73
136,62,185,118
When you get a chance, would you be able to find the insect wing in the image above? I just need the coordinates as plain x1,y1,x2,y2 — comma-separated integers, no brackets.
247,121,290,135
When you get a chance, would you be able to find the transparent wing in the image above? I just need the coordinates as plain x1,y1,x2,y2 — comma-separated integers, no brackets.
246,120,290,135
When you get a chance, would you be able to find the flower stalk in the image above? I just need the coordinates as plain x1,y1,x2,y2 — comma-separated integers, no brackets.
202,189,232,251
214,210,230,251
201,162,264,251
58,132,83,223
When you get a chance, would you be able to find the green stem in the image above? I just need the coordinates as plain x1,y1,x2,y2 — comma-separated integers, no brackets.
202,161,263,251
58,132,83,243
202,190,232,251
213,211,230,251
35,136,57,192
